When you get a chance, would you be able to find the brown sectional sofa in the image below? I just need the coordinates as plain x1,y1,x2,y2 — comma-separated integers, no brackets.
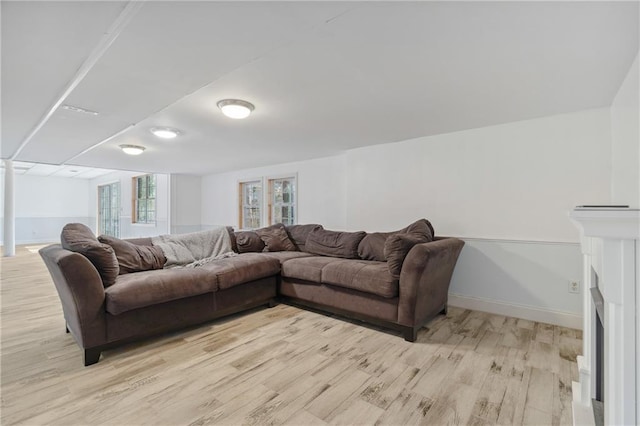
279,237,463,342
39,221,464,366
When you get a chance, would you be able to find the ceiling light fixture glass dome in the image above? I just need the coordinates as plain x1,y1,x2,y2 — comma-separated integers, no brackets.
150,127,180,139
120,144,146,155
217,99,255,119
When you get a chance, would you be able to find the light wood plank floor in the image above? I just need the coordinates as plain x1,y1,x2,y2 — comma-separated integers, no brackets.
1,244,581,425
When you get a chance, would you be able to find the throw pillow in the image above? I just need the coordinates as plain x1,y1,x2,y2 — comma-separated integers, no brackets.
255,223,297,252
235,231,266,253
384,233,431,279
98,235,166,274
60,223,119,287
305,228,367,259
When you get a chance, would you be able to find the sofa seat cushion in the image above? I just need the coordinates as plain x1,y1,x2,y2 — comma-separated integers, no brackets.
205,253,281,290
281,257,339,282
105,268,219,315
321,259,399,299
258,251,314,266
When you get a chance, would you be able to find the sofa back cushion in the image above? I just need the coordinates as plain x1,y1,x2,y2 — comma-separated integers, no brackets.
124,237,153,246
305,228,366,259
285,224,323,251
226,226,238,253
60,223,119,287
235,231,265,253
358,232,395,262
358,218,435,262
384,234,431,278
255,223,297,252
405,218,435,238
383,219,435,278
98,235,166,274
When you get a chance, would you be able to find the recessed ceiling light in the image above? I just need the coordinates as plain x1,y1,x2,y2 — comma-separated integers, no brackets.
217,99,255,119
61,104,99,116
150,127,180,139
120,144,146,155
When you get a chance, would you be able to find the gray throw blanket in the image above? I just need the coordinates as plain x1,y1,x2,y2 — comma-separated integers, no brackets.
152,227,236,268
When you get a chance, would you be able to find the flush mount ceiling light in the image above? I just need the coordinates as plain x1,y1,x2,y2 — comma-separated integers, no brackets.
119,144,146,155
217,99,255,119
150,127,180,139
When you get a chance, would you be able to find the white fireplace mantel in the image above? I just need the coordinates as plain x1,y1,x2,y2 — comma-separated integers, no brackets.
569,208,639,426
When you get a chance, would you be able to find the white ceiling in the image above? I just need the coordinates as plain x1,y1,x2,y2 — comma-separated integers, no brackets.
2,1,638,176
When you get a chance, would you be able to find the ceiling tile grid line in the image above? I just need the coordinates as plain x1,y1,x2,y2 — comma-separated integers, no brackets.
63,123,136,165
8,0,144,161
0,161,115,179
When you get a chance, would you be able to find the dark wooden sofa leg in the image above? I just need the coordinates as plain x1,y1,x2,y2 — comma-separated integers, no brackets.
84,348,102,366
268,298,278,308
440,304,448,315
65,324,70,333
403,326,418,342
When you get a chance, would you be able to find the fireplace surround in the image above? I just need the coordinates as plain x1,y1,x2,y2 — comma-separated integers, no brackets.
569,208,639,426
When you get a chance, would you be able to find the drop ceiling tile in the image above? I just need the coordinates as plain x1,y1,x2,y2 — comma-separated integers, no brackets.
1,1,128,158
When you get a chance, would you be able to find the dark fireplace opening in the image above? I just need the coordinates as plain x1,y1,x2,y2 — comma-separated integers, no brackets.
590,274,605,426
594,304,604,402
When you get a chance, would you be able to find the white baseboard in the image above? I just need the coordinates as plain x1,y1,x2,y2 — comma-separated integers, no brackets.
448,293,582,329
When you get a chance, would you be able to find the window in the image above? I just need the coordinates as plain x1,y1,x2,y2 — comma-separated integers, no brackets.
239,180,262,229
268,176,296,225
132,174,156,224
237,175,297,228
98,182,120,237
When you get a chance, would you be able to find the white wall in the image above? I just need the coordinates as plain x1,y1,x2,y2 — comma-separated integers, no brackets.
0,170,172,244
88,171,170,238
170,174,202,234
201,155,347,230
0,173,90,244
611,52,639,207
449,239,582,328
346,108,612,242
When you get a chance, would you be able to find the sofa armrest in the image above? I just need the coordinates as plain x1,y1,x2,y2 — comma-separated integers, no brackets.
39,244,107,348
397,237,465,328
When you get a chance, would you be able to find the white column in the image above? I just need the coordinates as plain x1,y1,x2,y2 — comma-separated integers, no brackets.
3,159,15,256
